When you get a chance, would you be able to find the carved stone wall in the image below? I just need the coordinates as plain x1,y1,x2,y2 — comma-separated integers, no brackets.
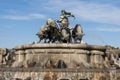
13,43,106,69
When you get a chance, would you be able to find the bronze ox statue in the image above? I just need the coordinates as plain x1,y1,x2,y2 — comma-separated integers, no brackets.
36,19,60,43
72,24,85,43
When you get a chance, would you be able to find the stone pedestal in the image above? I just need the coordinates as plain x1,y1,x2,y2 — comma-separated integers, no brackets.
15,50,25,62
90,50,104,68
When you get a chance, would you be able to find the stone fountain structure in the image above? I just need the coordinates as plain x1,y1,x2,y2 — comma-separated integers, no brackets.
0,10,120,80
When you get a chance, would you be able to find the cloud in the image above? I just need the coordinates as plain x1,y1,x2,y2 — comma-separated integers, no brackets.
1,13,46,20
39,0,120,25
2,0,120,25
29,13,46,19
87,25,120,32
96,27,120,32
71,2,120,25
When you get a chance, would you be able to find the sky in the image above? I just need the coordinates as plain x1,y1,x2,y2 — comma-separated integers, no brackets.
0,0,120,48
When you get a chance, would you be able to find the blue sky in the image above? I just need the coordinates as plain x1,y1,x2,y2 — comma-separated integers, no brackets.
0,0,120,48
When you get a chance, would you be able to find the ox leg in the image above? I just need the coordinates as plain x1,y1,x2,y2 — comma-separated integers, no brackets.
52,38,56,43
38,39,41,43
44,39,47,43
79,39,82,43
74,37,77,43
78,37,82,43
48,38,52,43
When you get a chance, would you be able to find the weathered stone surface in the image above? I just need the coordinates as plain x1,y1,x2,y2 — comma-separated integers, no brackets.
14,43,106,51
0,71,119,80
90,50,104,63
15,50,25,62
24,49,89,54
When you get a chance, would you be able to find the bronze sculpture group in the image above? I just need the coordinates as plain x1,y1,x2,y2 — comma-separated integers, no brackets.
36,10,84,43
